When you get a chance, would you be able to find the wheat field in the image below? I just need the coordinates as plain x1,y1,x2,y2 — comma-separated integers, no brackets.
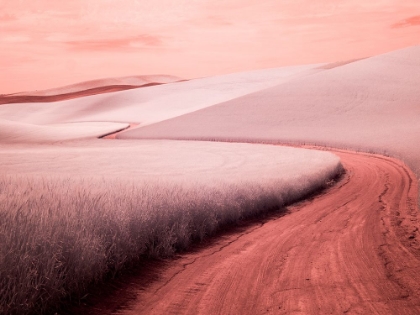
0,142,343,315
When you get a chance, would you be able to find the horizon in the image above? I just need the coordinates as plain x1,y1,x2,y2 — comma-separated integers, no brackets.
1,0,420,94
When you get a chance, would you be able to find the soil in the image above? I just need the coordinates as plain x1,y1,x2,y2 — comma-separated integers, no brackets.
0,83,163,105
101,123,140,139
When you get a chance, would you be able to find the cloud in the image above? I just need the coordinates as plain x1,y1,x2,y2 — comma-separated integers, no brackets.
206,15,233,26
392,15,420,28
0,13,17,22
65,34,162,51
1,35,31,43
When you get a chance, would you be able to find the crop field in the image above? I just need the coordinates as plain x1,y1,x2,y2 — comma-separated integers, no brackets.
1,45,419,314
0,141,343,314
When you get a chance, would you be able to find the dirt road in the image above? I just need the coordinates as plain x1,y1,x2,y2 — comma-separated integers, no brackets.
88,150,420,314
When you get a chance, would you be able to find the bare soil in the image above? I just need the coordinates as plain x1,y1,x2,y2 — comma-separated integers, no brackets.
76,149,420,314
101,123,140,139
0,83,163,105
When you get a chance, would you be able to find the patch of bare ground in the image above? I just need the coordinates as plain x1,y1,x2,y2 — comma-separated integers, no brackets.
78,149,420,315
0,83,163,105
101,123,140,139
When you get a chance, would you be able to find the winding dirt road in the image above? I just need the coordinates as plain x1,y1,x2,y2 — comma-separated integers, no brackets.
87,149,420,315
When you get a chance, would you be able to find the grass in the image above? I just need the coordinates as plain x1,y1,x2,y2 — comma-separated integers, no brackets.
0,157,343,315
0,140,342,315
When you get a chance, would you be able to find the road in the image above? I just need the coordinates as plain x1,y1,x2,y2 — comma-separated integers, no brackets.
87,149,420,315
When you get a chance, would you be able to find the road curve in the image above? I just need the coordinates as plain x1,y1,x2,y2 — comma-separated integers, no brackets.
93,149,420,315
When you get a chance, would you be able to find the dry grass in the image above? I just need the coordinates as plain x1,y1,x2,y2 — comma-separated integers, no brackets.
0,159,342,314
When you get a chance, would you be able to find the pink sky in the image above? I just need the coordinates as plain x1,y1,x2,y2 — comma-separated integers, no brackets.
1,0,419,94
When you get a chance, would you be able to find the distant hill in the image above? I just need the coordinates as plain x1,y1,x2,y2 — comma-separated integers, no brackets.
0,75,182,105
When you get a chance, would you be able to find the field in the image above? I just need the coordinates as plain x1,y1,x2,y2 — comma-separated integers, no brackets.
119,46,420,183
0,141,342,314
1,45,420,314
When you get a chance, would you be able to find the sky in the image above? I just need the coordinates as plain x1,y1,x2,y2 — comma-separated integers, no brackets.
1,0,419,94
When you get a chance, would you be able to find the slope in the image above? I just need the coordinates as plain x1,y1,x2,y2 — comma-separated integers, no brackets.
119,45,420,181
0,64,320,126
